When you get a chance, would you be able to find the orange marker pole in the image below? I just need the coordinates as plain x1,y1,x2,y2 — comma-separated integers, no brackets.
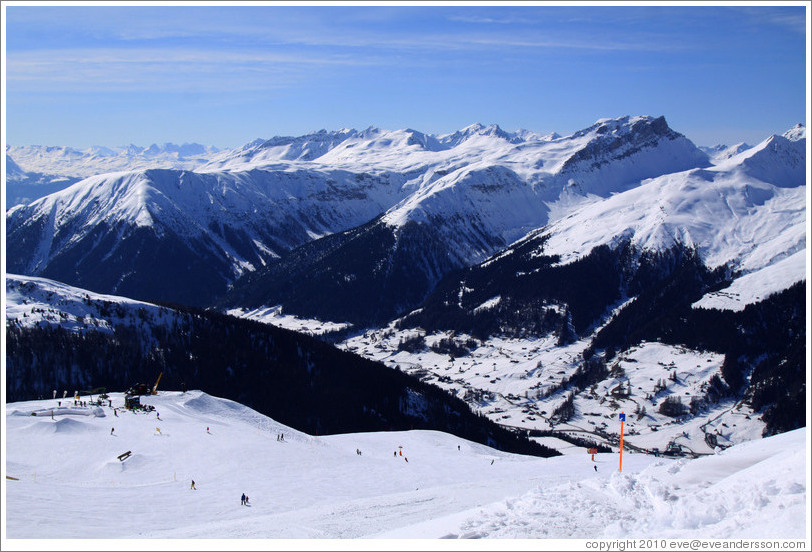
619,412,625,472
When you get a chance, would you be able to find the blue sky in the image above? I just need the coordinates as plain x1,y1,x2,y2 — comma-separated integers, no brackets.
3,3,808,149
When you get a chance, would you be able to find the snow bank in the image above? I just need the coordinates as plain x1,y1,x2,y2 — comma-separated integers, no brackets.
378,429,807,539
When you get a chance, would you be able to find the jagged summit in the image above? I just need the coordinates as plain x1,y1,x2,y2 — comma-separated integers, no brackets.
782,123,806,142
144,142,218,157
571,115,676,139
437,123,518,146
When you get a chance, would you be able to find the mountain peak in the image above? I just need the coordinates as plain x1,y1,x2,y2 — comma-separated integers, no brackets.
558,115,708,190
727,133,806,188
783,123,806,142
438,122,519,147
574,115,675,140
461,122,486,133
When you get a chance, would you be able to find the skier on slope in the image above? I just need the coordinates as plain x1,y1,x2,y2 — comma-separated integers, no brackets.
241,493,246,505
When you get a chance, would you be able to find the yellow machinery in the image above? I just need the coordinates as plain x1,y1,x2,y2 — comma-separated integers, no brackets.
126,372,163,396
151,372,163,395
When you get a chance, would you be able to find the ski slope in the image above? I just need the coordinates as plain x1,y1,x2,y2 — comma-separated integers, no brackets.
3,391,807,542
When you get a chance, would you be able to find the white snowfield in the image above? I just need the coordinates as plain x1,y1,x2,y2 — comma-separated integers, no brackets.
3,391,807,543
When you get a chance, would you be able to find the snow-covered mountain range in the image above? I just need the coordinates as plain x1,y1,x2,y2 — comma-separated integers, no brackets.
5,142,221,208
7,115,735,314
6,142,221,179
221,120,805,327
4,115,807,473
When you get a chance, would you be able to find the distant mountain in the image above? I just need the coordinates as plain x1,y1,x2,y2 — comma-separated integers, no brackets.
199,124,534,171
5,142,222,208
397,124,805,335
6,154,26,178
201,129,363,167
700,143,753,162
6,142,221,178
5,153,84,209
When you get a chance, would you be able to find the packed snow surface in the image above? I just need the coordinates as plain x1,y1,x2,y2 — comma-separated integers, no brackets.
3,391,807,541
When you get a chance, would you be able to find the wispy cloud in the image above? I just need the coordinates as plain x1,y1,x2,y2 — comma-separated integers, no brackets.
7,5,690,54
447,14,539,25
5,47,381,93
736,6,807,35
230,26,688,55
5,12,690,97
